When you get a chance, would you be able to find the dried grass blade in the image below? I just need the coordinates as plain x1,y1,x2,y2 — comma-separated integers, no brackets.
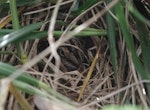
9,83,33,110
77,47,100,102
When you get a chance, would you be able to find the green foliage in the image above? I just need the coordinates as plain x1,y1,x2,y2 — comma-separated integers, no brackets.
0,62,71,103
72,0,100,16
0,22,44,48
106,0,118,75
0,62,41,87
102,105,144,110
0,0,46,7
0,29,107,42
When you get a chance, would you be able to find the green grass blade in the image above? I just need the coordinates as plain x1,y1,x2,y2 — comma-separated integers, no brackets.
0,29,107,42
115,1,150,97
0,62,71,103
13,80,77,110
106,0,118,75
115,2,146,77
135,19,150,76
0,22,43,48
72,0,100,16
9,0,23,59
9,0,20,30
102,105,143,110
0,62,42,87
125,0,150,27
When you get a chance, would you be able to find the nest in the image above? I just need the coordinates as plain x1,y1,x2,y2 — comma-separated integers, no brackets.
1,0,150,110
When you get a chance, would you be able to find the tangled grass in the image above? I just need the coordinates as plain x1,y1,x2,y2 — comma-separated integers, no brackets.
0,0,150,110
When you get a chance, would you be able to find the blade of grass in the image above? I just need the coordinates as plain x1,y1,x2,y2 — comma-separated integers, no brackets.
0,79,78,110
72,0,102,16
105,0,120,103
0,22,43,48
0,61,71,103
0,62,45,87
0,79,10,110
0,29,107,41
0,15,11,29
9,0,20,30
125,0,150,27
115,1,150,97
102,105,143,110
9,0,24,61
77,47,100,102
135,19,150,79
0,7,24,29
105,0,118,75
9,83,33,110
13,80,78,110
115,1,146,79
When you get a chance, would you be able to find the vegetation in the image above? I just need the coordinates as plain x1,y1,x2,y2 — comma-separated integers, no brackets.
0,0,150,110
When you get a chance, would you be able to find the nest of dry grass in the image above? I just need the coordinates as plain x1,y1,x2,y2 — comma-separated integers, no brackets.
1,0,150,110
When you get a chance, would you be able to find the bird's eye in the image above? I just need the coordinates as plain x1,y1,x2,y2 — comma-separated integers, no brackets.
59,50,65,56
